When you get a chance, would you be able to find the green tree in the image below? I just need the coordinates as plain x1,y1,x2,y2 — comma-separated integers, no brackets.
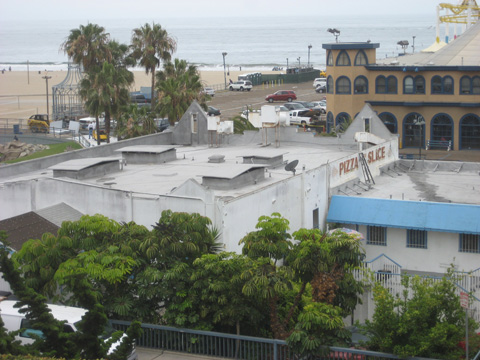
116,103,155,140
156,59,206,125
233,115,258,134
62,23,111,72
362,271,479,359
79,61,133,143
131,22,177,109
239,214,365,352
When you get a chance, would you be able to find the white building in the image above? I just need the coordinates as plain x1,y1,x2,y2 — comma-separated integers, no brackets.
0,102,478,322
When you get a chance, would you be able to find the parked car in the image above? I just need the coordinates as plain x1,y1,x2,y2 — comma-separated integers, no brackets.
229,81,252,91
283,102,306,111
311,100,327,114
207,106,221,116
265,90,297,103
130,93,150,104
315,84,326,93
292,101,323,116
203,87,215,97
313,78,327,88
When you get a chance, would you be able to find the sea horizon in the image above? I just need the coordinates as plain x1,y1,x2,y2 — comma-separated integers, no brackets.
1,13,441,72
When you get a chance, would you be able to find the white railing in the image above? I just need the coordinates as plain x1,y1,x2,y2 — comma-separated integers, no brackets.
354,256,480,324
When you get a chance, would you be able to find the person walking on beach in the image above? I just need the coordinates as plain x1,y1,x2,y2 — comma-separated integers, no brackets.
88,121,94,139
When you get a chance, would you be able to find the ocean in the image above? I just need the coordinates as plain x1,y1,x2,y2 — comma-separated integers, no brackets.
0,14,438,72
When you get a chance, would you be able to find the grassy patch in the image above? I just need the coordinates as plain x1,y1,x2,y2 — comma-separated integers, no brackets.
3,142,82,164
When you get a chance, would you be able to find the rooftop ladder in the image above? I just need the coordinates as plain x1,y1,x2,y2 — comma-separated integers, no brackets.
359,152,375,185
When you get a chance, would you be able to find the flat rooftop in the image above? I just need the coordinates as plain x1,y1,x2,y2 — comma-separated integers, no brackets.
4,142,357,198
347,160,480,205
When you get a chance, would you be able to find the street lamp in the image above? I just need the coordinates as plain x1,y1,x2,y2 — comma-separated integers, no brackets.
297,57,301,68
307,45,312,67
413,116,425,159
327,28,340,43
222,52,227,90
286,58,288,70
42,72,52,120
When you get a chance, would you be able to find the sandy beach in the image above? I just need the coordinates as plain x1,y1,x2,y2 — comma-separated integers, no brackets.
0,69,278,120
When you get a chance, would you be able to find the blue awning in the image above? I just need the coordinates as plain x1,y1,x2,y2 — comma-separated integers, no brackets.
327,195,480,234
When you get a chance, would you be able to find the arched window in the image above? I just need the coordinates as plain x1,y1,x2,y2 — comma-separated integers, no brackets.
336,76,351,94
444,76,454,94
403,113,425,148
414,76,425,94
376,76,386,94
327,51,334,66
336,50,351,66
404,76,414,94
432,76,442,94
354,51,368,65
473,76,480,94
404,76,424,94
327,112,334,133
460,114,480,149
354,76,368,94
335,112,351,131
327,76,334,94
460,76,471,94
378,112,398,133
387,76,397,94
431,114,453,146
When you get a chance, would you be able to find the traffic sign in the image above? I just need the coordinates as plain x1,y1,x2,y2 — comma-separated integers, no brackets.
460,291,469,309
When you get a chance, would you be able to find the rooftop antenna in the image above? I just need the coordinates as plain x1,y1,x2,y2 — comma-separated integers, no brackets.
285,160,299,176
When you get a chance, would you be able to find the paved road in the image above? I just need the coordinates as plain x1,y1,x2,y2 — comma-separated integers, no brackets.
137,347,229,360
208,81,322,121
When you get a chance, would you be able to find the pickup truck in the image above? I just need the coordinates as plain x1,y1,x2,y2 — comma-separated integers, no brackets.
289,110,314,126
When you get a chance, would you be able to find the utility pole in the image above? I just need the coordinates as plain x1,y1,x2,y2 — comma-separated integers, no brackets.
42,72,52,119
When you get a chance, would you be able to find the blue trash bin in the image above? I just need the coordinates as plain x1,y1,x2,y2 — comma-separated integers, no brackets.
13,124,20,134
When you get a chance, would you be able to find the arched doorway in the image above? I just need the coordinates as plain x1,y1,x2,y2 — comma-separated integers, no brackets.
403,112,425,148
460,114,480,150
431,113,453,147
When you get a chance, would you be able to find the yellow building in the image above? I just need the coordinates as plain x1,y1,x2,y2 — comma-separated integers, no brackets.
322,22,480,151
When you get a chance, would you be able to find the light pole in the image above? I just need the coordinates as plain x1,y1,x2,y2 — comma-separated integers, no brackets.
42,72,52,120
297,57,301,68
286,58,288,70
222,52,227,89
307,45,312,67
414,116,425,159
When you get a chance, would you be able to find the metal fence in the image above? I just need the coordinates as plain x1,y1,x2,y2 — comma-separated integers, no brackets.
110,320,436,360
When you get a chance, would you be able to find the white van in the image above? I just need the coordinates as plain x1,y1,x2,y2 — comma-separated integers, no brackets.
313,78,327,88
0,300,137,360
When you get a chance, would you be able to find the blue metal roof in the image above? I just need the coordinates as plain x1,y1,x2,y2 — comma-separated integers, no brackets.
327,196,480,234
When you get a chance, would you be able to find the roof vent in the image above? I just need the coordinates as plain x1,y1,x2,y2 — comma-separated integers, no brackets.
208,154,225,163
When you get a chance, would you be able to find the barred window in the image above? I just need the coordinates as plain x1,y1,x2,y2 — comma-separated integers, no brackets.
407,229,427,248
459,234,480,253
367,226,386,245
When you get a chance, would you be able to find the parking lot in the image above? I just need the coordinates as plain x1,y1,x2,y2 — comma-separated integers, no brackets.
207,80,324,121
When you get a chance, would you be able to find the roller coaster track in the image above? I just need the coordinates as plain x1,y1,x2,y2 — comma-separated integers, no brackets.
438,1,480,24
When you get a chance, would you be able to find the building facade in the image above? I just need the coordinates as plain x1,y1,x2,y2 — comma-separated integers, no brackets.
322,21,480,151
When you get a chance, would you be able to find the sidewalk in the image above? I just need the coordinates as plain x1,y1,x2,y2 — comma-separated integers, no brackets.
137,347,229,360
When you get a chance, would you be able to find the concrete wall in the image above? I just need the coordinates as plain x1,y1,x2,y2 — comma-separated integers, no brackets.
0,132,173,180
218,165,329,253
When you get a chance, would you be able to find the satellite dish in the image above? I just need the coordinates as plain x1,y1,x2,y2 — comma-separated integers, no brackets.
285,160,299,175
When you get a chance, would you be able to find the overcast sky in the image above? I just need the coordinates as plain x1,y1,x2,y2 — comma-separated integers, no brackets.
2,0,443,21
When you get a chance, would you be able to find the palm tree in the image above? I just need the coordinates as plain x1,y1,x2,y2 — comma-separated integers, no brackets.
131,23,176,109
156,59,206,124
80,62,133,143
62,23,111,72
